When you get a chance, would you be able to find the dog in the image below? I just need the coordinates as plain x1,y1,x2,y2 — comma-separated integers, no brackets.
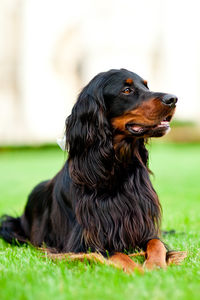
0,69,178,271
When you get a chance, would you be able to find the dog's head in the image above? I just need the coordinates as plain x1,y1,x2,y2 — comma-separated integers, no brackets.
66,69,177,186
103,69,177,138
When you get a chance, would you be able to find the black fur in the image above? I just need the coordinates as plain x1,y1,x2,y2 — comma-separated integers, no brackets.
0,69,177,254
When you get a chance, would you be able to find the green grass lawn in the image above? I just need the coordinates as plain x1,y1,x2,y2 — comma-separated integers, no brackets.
0,143,200,300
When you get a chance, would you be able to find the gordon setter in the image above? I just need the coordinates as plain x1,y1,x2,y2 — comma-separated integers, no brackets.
0,69,178,271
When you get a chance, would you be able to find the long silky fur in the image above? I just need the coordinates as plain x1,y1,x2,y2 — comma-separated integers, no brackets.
0,69,161,255
65,71,161,253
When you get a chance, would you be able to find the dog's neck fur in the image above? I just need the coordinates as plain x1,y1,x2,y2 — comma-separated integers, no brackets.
69,136,160,254
113,135,148,168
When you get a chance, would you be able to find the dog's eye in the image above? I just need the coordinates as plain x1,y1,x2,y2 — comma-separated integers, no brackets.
122,87,133,95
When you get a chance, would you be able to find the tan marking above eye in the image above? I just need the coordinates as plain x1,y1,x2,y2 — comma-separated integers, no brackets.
125,78,133,85
143,80,148,86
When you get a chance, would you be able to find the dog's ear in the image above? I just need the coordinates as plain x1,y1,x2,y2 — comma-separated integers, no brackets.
65,74,114,187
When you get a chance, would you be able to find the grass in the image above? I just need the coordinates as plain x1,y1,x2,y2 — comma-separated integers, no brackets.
0,142,200,300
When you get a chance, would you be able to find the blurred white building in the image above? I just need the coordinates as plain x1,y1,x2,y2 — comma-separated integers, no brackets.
0,0,200,144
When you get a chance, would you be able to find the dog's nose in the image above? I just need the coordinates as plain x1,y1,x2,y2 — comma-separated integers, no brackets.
162,94,178,106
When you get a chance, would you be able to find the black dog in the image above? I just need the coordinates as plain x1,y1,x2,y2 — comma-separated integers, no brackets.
0,69,177,269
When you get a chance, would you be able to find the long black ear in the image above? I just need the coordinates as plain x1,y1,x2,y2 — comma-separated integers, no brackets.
65,73,114,188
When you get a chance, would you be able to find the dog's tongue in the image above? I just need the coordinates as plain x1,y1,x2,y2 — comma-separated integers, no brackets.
130,121,170,132
131,125,143,132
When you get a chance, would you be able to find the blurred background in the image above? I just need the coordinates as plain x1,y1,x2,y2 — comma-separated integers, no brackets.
0,0,200,145
1,3,200,298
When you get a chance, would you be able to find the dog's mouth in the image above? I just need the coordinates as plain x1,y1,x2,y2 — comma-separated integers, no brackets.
126,114,173,136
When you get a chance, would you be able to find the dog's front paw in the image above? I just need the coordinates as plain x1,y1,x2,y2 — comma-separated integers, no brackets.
144,257,167,270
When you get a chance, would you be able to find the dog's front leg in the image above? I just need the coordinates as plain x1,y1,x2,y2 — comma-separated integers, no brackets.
109,252,143,273
144,239,167,269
